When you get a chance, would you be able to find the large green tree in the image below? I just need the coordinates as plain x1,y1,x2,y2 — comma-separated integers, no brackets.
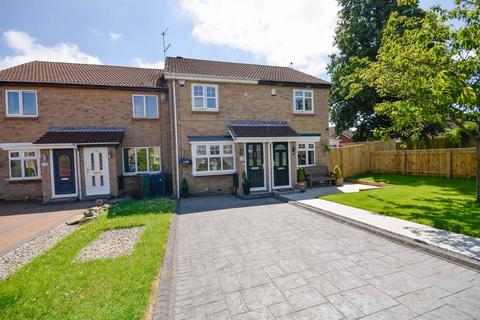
328,0,423,141
349,0,480,200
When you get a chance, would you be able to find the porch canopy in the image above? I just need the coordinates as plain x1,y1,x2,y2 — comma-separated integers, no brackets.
226,121,319,142
34,127,125,145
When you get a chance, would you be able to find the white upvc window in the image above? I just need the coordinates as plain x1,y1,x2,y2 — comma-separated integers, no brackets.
297,143,315,167
192,142,235,175
8,150,40,179
6,90,38,117
122,146,161,175
132,95,159,118
293,89,314,114
191,84,218,111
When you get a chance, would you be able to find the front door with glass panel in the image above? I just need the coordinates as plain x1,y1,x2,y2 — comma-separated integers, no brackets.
83,147,110,196
53,149,76,195
246,143,265,189
273,142,290,188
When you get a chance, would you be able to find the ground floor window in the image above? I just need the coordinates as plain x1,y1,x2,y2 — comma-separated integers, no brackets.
123,147,160,174
297,143,315,167
192,142,235,175
9,150,40,179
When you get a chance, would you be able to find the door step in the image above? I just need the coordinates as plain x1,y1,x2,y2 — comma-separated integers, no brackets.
236,191,272,200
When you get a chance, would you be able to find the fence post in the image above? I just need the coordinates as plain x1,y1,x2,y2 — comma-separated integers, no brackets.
446,149,452,178
402,151,406,175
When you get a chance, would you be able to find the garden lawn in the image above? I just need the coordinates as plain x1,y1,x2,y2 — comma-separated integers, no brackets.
0,198,174,320
321,174,480,238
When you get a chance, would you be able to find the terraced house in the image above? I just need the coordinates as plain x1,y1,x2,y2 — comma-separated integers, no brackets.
0,57,330,201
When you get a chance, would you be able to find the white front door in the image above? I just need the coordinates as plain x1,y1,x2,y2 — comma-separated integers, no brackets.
83,147,110,196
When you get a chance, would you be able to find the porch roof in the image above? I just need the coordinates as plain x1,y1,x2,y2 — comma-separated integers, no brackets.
227,121,299,139
34,127,125,145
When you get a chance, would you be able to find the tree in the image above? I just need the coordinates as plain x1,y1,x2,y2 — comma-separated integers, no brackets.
349,0,480,200
327,0,423,141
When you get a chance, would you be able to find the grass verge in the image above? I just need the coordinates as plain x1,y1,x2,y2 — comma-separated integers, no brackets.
321,174,480,238
0,198,174,320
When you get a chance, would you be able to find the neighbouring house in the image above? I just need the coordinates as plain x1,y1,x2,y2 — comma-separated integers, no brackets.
0,57,330,201
329,126,353,148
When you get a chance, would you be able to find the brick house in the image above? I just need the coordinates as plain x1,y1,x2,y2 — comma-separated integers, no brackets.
0,57,330,201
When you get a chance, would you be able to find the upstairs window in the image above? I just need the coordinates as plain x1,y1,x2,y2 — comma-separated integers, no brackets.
6,90,38,117
192,84,218,111
297,143,315,167
9,150,40,179
132,95,158,118
192,143,234,175
293,90,314,113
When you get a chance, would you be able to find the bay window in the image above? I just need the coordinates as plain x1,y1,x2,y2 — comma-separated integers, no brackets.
297,143,315,167
192,143,235,175
123,147,161,174
9,150,40,179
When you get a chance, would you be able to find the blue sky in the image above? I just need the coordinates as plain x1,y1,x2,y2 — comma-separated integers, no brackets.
0,0,451,79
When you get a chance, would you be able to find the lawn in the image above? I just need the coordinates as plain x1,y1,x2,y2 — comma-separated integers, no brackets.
321,174,480,238
0,198,174,320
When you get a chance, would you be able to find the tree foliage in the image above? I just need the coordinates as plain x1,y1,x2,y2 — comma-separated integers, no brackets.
327,0,423,141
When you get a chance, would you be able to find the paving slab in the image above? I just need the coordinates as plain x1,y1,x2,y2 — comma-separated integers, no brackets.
154,195,480,319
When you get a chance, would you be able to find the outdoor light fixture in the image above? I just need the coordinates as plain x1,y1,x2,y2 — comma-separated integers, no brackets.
178,79,186,87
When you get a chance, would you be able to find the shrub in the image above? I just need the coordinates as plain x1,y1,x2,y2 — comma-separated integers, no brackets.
297,168,306,182
333,165,342,179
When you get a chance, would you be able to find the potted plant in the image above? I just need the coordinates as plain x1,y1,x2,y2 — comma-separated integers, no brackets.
242,171,251,195
181,177,190,198
296,168,307,192
333,165,344,186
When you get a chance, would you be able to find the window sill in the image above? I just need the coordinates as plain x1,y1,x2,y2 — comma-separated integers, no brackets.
192,170,235,177
5,116,39,120
191,110,219,114
293,112,314,116
297,164,315,168
7,178,42,184
122,172,161,176
132,117,159,121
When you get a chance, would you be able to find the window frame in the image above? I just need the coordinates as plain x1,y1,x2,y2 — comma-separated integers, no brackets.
297,142,315,167
131,94,159,119
122,146,161,175
191,142,235,176
191,83,219,111
8,150,41,180
5,90,38,117
293,89,314,114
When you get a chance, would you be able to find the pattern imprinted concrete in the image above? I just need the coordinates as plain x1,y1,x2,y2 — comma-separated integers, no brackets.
163,196,480,319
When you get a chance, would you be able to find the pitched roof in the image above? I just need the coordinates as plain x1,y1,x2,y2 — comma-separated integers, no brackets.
165,57,330,86
329,126,354,140
0,61,165,89
34,127,125,144
227,121,298,138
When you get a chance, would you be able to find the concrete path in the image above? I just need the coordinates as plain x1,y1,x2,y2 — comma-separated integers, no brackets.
156,195,480,319
279,183,378,201
281,193,480,262
0,201,93,255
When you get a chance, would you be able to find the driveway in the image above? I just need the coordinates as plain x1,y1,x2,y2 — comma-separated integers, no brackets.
0,201,93,255
156,195,480,319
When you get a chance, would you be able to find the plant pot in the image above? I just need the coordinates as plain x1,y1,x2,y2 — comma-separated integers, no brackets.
295,182,306,192
181,187,189,198
335,178,344,186
242,183,251,195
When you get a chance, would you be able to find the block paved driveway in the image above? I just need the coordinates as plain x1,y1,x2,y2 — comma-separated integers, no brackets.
162,195,480,319
0,201,93,255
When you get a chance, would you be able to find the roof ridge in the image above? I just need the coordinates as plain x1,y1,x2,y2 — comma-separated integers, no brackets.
5,60,164,72
166,56,292,70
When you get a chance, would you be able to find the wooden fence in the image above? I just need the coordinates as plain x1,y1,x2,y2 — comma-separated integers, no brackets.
329,141,476,178
328,140,396,177
371,148,476,178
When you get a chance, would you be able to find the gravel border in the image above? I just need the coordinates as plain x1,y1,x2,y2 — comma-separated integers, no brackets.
0,223,79,280
75,227,145,262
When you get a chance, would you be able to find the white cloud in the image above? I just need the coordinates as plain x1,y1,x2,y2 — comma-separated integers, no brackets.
180,0,339,78
0,30,101,69
109,31,123,42
133,58,164,69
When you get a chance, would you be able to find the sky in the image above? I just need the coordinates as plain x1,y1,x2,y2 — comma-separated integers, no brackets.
0,0,452,80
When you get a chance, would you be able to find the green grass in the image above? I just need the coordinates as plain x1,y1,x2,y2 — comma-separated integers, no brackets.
0,198,175,320
321,174,480,238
